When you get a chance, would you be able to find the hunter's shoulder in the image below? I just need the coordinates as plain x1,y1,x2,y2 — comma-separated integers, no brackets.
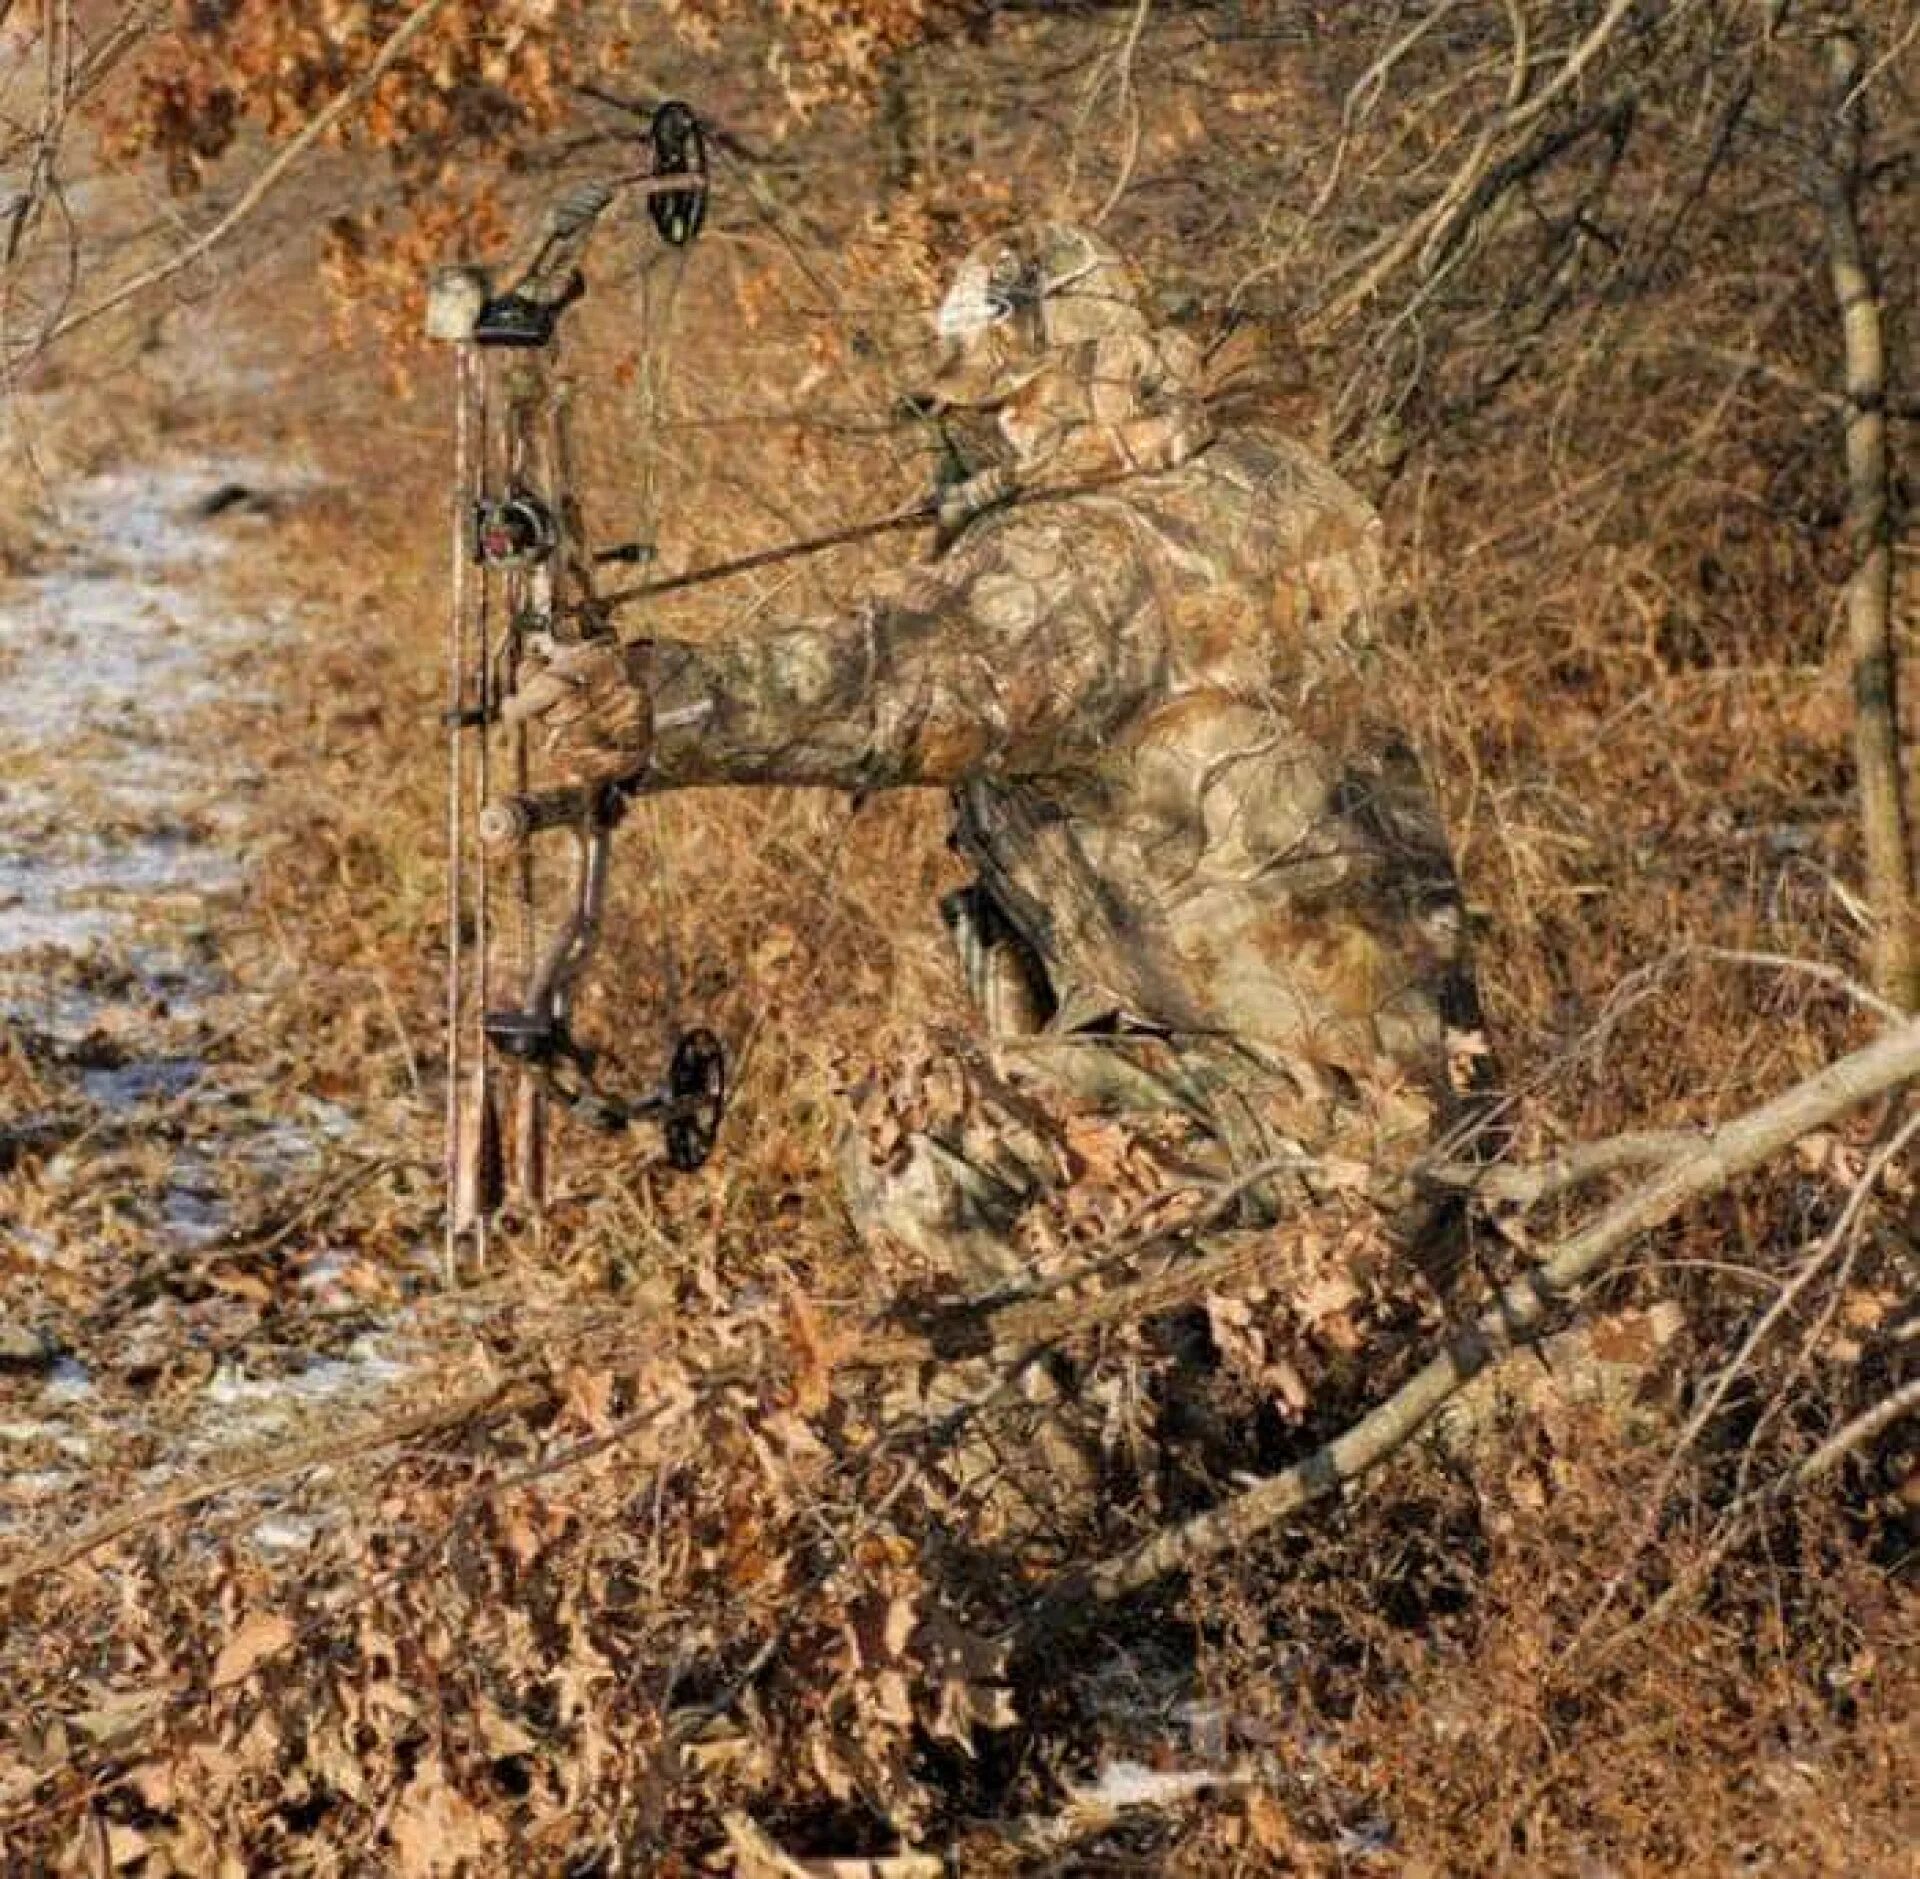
1197,425,1377,517
1191,428,1384,595
937,496,1147,587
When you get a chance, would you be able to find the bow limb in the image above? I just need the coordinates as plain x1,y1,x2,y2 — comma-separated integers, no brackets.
441,324,501,1277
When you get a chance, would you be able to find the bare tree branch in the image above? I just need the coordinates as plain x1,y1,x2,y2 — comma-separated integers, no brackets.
1309,0,1641,335
1419,1126,1704,1206
1034,1017,1920,1619
28,0,457,358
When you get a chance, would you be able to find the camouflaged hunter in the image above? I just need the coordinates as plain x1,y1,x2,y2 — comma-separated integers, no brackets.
507,224,1494,1286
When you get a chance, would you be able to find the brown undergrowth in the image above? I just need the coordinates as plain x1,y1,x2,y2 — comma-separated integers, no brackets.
1,7,1915,1872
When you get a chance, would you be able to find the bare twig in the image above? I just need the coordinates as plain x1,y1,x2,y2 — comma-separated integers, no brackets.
0,1376,538,1598
853,1222,1278,1371
1692,946,1910,1027
1566,1106,1920,1658
31,0,457,356
1592,1371,1919,1659
1063,0,1155,226
1310,0,1642,334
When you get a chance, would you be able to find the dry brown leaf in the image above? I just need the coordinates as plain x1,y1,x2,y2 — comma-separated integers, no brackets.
1316,1154,1374,1194
67,1684,172,1745
1296,1268,1362,1328
786,1284,838,1416
1269,1357,1310,1416
389,1759,506,1876
1840,1286,1898,1331
725,1809,815,1877
102,1820,151,1870
305,1719,370,1804
1245,1786,1303,1858
559,1365,616,1432
473,1700,539,1760
871,1667,915,1727
209,1611,294,1689
128,1760,174,1811
149,1816,245,1879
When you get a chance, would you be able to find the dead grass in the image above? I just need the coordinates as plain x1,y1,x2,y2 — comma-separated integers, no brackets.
0,8,1914,1872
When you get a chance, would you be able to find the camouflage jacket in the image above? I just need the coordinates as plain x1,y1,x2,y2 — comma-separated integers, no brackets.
634,421,1486,1141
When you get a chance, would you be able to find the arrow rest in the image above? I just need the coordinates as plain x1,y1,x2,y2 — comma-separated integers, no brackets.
430,104,719,1273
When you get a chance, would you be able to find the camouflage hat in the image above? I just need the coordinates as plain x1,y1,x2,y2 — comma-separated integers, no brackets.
927,223,1151,411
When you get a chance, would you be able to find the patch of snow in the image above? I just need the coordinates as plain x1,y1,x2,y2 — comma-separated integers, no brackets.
2,1468,82,1502
0,451,424,1523
248,1514,323,1555
1068,1760,1229,1810
0,457,280,963
204,1343,407,1407
42,1357,95,1403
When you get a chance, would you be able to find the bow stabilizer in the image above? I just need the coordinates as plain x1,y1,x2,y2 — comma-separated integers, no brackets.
427,103,719,1273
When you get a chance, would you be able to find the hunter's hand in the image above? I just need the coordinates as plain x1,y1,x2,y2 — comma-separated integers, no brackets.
500,638,652,790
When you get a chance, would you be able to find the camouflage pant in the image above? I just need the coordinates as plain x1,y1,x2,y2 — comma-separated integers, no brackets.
834,889,1494,1527
837,891,1450,1298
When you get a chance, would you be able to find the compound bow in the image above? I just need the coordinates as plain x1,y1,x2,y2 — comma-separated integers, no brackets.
426,102,723,1270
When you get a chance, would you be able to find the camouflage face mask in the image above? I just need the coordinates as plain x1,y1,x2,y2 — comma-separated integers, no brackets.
919,223,1211,496
923,224,1151,413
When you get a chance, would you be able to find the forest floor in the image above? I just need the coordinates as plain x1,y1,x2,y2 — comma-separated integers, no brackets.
1,22,1915,1871
0,347,440,1563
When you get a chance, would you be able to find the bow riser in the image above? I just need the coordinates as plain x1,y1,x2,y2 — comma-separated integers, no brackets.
428,104,719,1268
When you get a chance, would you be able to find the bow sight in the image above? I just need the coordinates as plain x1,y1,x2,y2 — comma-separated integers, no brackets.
472,492,556,566
427,101,720,1270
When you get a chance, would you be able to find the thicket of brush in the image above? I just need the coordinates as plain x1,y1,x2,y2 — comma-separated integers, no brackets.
1,4,1913,1870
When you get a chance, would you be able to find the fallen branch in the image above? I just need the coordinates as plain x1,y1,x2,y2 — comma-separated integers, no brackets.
852,1224,1278,1368
1419,1127,1703,1207
15,1026,1910,1609
1032,1018,1920,1619
848,1151,1315,1367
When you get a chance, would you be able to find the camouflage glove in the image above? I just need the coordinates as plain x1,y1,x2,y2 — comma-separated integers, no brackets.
499,638,652,790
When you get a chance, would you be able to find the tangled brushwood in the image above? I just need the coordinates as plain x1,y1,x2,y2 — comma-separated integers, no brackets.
0,3,1914,1871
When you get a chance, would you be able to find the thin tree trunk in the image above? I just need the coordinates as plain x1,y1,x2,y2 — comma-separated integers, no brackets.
1031,1018,1920,1619
1818,27,1916,1010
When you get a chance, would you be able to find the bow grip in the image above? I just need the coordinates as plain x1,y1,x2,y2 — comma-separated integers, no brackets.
480,785,606,849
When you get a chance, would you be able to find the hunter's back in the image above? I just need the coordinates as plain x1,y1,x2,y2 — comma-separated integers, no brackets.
953,427,1469,1099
